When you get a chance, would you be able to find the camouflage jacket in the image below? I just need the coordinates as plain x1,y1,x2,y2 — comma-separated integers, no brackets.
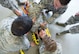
0,16,30,54
39,42,62,54
28,0,67,23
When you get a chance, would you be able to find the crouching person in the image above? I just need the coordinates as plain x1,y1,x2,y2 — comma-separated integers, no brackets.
0,16,33,54
37,27,62,54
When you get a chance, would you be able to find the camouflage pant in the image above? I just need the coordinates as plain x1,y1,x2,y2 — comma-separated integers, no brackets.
0,0,19,10
56,15,79,27
66,15,79,25
69,25,79,33
57,25,79,35
0,0,11,9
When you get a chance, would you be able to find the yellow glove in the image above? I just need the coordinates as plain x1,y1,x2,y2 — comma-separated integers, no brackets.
19,49,25,54
45,28,51,37
32,33,39,45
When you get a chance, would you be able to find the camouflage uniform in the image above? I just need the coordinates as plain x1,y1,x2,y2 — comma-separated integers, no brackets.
39,35,62,54
56,15,79,27
28,0,67,23
0,16,30,54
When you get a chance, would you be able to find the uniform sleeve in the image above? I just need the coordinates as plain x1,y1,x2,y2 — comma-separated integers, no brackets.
31,14,44,32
